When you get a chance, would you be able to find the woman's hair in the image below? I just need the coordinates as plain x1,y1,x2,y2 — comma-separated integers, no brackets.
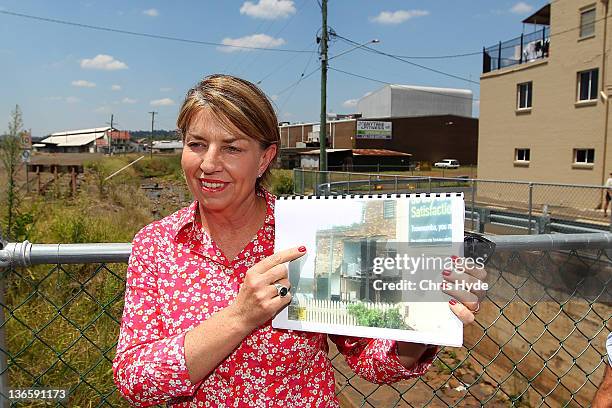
177,74,279,187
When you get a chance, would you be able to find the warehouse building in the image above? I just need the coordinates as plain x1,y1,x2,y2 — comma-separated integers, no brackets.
34,127,131,154
279,84,478,170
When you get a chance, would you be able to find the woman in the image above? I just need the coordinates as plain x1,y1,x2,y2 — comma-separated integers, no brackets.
112,74,485,407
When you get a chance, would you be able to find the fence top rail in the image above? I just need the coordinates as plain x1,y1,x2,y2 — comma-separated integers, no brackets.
2,234,612,267
0,242,132,267
294,169,611,190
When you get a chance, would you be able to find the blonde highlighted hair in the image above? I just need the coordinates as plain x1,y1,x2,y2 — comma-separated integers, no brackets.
177,74,279,186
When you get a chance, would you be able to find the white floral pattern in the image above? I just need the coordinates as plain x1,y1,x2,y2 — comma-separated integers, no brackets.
112,189,436,407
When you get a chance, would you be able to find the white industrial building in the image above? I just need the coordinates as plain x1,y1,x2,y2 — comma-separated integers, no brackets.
356,85,473,119
35,127,112,153
152,140,183,153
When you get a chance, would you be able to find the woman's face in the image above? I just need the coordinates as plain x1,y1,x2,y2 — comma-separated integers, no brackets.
181,108,276,213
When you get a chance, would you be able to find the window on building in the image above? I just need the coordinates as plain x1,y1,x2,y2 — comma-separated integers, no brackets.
515,148,531,162
580,7,596,38
577,69,599,101
517,82,533,109
383,200,396,219
574,148,595,164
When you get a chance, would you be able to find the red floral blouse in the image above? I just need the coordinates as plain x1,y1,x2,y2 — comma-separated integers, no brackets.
112,189,436,407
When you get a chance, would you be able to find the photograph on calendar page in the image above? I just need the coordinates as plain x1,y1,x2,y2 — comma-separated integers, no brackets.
272,193,471,347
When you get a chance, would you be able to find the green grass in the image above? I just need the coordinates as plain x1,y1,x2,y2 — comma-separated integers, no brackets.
4,159,158,406
1,159,301,406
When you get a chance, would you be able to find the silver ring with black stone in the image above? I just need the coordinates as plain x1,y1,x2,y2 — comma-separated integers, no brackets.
274,283,289,298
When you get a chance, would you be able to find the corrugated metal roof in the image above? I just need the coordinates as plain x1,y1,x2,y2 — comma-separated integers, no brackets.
352,149,412,157
389,84,472,98
50,127,111,137
40,132,106,147
108,130,130,140
300,148,411,156
152,140,183,149
301,149,352,155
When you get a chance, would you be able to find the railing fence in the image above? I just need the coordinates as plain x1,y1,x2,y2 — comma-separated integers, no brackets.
0,234,610,407
293,169,612,235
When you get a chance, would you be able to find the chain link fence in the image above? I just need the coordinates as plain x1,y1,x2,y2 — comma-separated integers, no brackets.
294,170,612,235
0,234,610,407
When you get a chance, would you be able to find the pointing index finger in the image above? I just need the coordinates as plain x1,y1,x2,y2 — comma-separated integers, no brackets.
254,246,306,274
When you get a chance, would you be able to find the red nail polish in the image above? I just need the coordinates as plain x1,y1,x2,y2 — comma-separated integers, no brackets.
298,246,307,252
451,255,459,261
449,299,458,306
442,269,451,276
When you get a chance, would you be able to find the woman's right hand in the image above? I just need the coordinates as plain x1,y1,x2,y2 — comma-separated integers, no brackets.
229,246,307,330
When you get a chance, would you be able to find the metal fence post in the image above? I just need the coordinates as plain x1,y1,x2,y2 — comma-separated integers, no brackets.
368,175,372,194
301,169,305,195
528,183,534,235
476,208,489,233
428,177,432,193
537,214,551,234
471,180,476,231
0,273,7,408
394,175,398,193
347,172,351,195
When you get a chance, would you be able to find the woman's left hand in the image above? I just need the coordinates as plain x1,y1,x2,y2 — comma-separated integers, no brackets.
442,258,487,326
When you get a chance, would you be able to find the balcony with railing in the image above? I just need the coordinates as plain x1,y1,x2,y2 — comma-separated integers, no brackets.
482,4,551,74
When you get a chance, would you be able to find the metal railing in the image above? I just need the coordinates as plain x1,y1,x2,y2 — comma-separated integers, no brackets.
0,233,610,407
293,169,612,235
483,27,549,73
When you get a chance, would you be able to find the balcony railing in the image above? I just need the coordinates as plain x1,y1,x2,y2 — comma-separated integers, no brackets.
483,27,549,73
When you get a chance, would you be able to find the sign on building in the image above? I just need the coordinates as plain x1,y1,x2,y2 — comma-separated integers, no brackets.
356,121,392,140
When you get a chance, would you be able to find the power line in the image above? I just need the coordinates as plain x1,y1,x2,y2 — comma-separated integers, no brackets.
383,50,483,60
275,67,320,95
329,66,480,102
257,41,317,85
0,9,315,53
330,3,611,61
332,33,480,85
276,52,320,97
235,0,310,76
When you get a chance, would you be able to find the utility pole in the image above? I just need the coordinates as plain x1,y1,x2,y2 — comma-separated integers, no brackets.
148,111,157,159
319,0,328,172
109,114,114,155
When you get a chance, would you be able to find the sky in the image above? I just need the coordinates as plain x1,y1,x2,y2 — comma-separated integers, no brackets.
0,0,548,136
276,197,363,277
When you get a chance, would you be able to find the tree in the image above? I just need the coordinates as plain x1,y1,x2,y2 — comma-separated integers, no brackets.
0,105,24,240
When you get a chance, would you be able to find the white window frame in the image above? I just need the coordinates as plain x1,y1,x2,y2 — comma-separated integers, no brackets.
579,7,596,38
573,148,595,164
517,82,533,109
577,69,599,101
515,148,531,162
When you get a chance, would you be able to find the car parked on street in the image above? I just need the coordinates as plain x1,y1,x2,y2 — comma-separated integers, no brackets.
434,159,460,168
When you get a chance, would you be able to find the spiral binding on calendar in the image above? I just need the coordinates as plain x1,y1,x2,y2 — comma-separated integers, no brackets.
278,192,464,200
